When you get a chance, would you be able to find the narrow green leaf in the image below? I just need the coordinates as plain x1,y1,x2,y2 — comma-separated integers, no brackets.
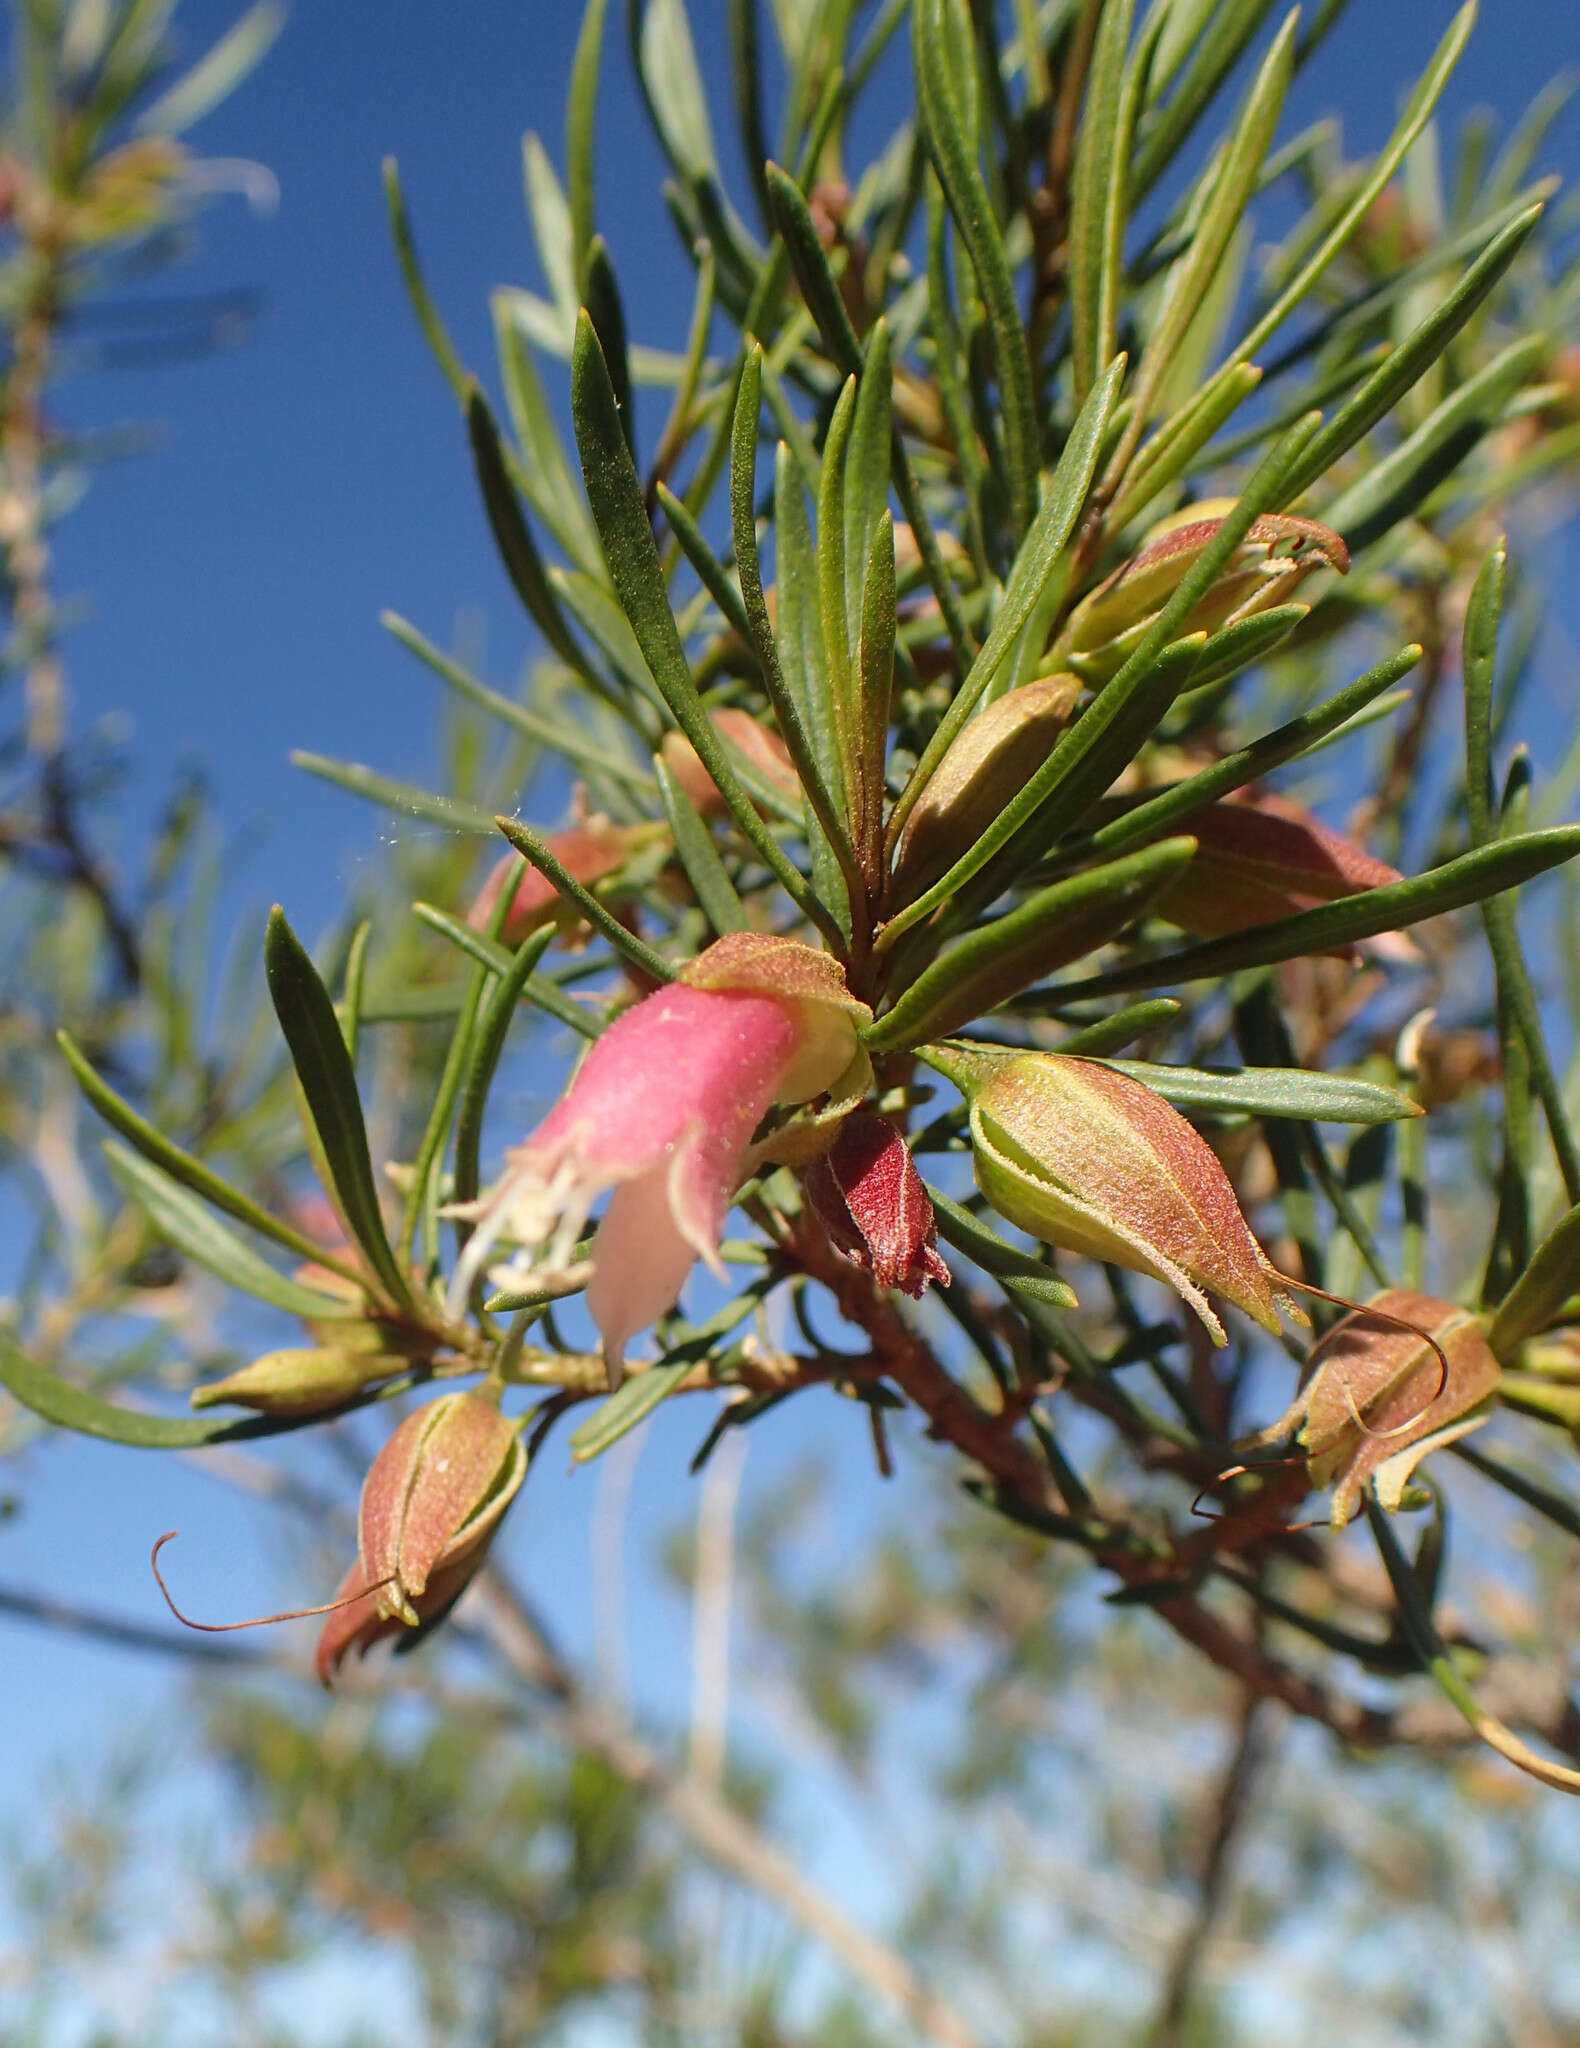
1234,3,1477,362
490,294,604,572
1366,1490,1580,1796
340,919,373,1061
1263,183,1552,386
467,386,600,681
928,1187,1080,1306
1085,643,1422,861
1132,0,1268,202
655,755,749,936
551,566,666,710
1489,1202,1580,1361
0,1334,331,1448
1124,13,1295,466
453,926,558,1214
1462,545,1580,1207
1055,997,1183,1055
856,513,896,870
381,612,654,794
570,1358,693,1459
135,0,284,136
925,178,993,580
105,1141,361,1320
400,935,497,1268
1067,0,1135,407
867,839,1198,1052
818,374,861,770
264,907,414,1309
1464,541,1505,852
572,313,846,950
1277,202,1544,505
1057,826,1580,997
1109,362,1262,532
290,752,499,836
383,157,467,403
1451,1441,1580,1545
495,281,691,386
845,319,894,639
582,236,635,457
56,1031,366,1287
646,244,716,510
524,132,578,317
764,158,862,375
413,903,513,977
729,354,862,898
567,0,610,272
914,0,1038,530
728,0,773,224
655,485,753,643
1103,1061,1424,1124
637,0,719,182
1321,333,1548,552
1173,602,1307,697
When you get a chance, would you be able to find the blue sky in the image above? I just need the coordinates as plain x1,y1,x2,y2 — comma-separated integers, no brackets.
7,0,1580,2033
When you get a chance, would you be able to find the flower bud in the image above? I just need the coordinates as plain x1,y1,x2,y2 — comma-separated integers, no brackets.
660,708,801,819
949,1047,1292,1343
316,1392,527,1683
1151,793,1401,941
190,1346,405,1416
1054,503,1349,686
467,816,651,946
1259,1290,1500,1527
891,676,1080,898
803,1112,950,1299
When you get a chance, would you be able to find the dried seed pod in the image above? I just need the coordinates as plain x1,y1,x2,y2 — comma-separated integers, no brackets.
316,1392,527,1682
1054,501,1349,686
1259,1290,1500,1527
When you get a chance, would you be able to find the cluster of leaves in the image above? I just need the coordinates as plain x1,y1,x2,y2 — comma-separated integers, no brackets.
11,0,1580,1840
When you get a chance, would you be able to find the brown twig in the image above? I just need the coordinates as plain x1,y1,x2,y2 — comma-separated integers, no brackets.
1147,1690,1272,2048
464,1564,986,2048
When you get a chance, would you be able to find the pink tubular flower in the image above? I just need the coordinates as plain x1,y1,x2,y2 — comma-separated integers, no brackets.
466,817,651,946
453,934,870,1369
659,708,801,819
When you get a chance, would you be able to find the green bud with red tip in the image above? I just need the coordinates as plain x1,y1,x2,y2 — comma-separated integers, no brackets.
190,1346,407,1417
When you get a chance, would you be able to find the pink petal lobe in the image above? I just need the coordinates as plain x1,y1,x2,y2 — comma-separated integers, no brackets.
586,1163,706,1365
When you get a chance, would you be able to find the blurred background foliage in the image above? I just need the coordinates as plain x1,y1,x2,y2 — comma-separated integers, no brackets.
7,1,1580,2045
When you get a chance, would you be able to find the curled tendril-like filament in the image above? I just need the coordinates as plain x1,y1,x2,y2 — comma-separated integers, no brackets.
150,1530,396,1634
1189,1283,1454,1530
